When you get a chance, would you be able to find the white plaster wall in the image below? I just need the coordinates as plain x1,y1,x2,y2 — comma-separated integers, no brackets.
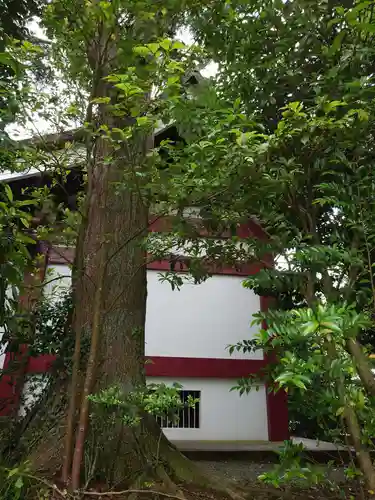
147,377,268,441
21,267,268,440
145,271,262,360
45,266,263,361
44,264,72,300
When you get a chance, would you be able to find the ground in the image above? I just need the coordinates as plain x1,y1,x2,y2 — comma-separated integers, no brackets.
77,459,368,500
195,460,361,498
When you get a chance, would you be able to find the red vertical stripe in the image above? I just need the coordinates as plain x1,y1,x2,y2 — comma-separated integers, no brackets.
260,296,289,441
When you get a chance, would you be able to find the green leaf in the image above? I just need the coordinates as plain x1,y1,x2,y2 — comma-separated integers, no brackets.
16,233,36,245
172,41,185,50
330,30,346,54
16,199,38,207
8,468,19,477
346,1,371,20
358,23,375,33
320,322,342,333
0,52,19,72
14,477,24,489
167,76,180,86
160,39,172,51
303,321,319,334
327,18,341,29
4,184,13,202
136,116,150,127
133,46,151,57
92,96,111,104
147,43,160,54
358,391,365,408
293,379,307,390
357,109,369,121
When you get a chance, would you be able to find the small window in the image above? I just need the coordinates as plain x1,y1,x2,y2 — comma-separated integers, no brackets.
156,390,200,429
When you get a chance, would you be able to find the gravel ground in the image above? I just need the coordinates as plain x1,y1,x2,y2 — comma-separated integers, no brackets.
194,460,347,484
195,460,275,482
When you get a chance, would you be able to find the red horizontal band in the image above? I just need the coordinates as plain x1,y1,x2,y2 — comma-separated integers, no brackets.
48,247,271,277
147,260,265,276
149,216,268,240
145,356,267,378
17,354,267,379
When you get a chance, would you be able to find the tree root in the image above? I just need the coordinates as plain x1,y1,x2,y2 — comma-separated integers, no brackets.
14,464,319,500
161,447,246,500
155,464,187,499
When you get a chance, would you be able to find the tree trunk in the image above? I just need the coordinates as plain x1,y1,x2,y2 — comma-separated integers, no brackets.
28,106,221,492
326,339,375,490
346,338,375,398
72,118,151,484
24,23,242,497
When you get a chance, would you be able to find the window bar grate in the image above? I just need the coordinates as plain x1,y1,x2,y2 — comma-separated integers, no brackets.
155,390,200,429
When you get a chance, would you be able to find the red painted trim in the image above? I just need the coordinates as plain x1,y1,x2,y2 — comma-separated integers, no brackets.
147,259,267,277
260,296,289,441
27,354,56,373
0,348,28,416
236,220,268,241
21,355,267,379
149,216,268,240
0,353,17,416
48,246,75,265
0,243,50,416
49,247,273,277
266,385,289,441
145,356,267,378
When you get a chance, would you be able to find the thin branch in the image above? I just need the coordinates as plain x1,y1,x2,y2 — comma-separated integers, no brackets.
71,245,106,490
83,489,184,499
46,245,73,264
31,275,71,289
48,245,100,290
0,470,66,498
105,213,165,269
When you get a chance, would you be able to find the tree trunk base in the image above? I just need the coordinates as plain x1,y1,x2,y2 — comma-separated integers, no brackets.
23,402,244,500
